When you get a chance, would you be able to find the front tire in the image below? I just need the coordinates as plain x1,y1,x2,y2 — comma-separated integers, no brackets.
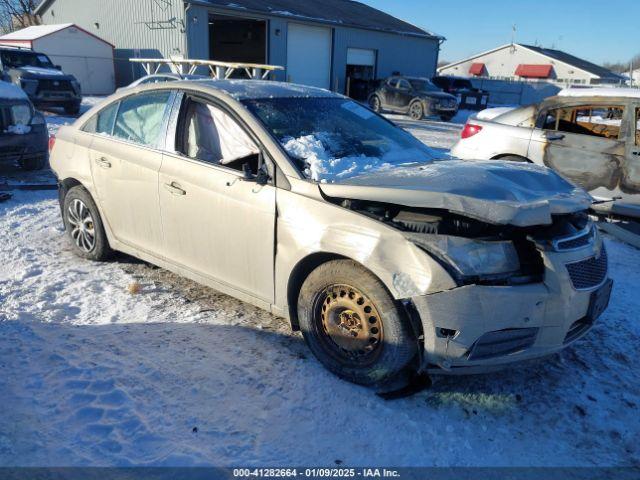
298,260,417,386
440,113,455,122
19,155,47,171
64,102,81,116
63,186,113,261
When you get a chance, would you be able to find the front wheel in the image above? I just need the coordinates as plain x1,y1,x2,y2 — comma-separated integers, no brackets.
63,186,113,261
297,260,417,386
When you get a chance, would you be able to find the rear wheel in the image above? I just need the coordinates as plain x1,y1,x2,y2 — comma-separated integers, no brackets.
298,260,417,386
369,95,382,113
409,101,424,120
440,113,455,122
497,155,531,163
63,186,113,261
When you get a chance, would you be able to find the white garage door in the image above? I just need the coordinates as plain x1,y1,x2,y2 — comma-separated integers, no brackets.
347,48,376,67
286,23,332,89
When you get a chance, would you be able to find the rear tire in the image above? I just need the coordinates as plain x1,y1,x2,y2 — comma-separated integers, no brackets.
440,113,455,122
369,95,382,113
63,186,113,261
497,155,531,163
409,101,424,120
297,260,417,386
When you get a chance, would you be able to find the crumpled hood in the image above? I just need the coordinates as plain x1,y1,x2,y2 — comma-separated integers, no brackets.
319,159,593,226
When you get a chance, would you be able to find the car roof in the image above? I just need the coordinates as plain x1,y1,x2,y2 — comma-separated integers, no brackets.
558,88,640,100
184,79,339,101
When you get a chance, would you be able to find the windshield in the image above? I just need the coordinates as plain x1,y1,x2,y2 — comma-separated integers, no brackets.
408,79,440,92
1,51,54,69
243,97,436,183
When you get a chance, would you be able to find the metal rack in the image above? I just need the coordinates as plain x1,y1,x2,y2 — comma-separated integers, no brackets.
129,58,284,80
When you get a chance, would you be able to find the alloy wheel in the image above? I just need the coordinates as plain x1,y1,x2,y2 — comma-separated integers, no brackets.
67,198,96,253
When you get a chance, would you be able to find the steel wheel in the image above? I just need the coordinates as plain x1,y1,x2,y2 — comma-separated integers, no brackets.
313,284,384,367
67,198,96,253
409,102,423,120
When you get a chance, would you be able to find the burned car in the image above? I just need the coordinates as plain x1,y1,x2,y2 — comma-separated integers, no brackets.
369,76,459,121
0,80,48,170
0,46,82,115
451,88,640,215
50,80,611,386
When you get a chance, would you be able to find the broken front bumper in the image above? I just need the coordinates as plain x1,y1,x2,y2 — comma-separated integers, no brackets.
412,241,611,374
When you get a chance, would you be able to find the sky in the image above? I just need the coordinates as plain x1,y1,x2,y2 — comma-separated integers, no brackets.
362,0,640,67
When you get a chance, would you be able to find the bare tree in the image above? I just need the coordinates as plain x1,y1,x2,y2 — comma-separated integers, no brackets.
0,0,41,34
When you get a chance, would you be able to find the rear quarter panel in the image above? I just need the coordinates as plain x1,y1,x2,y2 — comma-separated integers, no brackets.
50,125,97,199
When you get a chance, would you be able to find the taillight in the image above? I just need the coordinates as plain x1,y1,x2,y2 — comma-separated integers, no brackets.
461,123,482,139
48,135,56,152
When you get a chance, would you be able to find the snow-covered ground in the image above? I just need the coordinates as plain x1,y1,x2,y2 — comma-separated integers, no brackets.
0,100,639,468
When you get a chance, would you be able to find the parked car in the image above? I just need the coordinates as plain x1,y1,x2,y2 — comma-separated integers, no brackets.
369,76,459,121
451,88,640,215
117,73,208,92
50,80,611,386
0,46,82,115
0,80,48,170
432,75,489,111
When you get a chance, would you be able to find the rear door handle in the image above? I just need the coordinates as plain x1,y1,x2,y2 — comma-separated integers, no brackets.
164,182,187,196
96,157,111,169
546,133,565,141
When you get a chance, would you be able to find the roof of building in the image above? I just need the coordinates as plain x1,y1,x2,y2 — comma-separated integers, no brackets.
0,23,73,41
520,44,623,80
189,0,441,39
440,43,623,80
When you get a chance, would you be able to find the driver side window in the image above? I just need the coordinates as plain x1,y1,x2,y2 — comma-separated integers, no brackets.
177,97,260,173
397,79,411,90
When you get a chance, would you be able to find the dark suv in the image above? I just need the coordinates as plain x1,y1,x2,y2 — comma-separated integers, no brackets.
0,46,81,115
368,76,459,121
432,76,489,111
0,81,48,170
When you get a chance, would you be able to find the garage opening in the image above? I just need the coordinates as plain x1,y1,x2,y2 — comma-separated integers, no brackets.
209,15,267,75
346,48,376,101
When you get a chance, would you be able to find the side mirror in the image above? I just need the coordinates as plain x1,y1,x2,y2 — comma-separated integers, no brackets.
240,161,270,186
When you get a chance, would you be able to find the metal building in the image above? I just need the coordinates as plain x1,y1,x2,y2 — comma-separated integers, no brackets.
439,43,624,86
35,0,443,94
0,23,115,95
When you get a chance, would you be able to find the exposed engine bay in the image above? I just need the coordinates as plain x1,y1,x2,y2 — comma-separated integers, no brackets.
336,198,592,286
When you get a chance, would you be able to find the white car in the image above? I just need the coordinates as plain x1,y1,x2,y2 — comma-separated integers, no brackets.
451,89,640,214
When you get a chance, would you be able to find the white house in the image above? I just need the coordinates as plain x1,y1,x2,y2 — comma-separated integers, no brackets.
0,23,115,95
439,43,623,86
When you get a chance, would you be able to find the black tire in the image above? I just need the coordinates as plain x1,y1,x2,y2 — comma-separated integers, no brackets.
64,102,81,116
19,155,47,171
63,186,113,261
409,101,424,120
440,113,455,122
298,260,417,386
497,155,531,163
369,95,382,113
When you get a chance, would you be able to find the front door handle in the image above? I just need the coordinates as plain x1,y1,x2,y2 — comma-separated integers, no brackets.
546,133,565,141
164,182,187,196
96,157,112,169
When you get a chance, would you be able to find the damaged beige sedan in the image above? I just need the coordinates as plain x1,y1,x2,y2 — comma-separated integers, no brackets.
50,80,612,387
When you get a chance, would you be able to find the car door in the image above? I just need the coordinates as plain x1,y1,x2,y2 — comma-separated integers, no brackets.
394,79,414,111
158,93,276,302
528,103,627,197
89,90,174,256
379,78,397,109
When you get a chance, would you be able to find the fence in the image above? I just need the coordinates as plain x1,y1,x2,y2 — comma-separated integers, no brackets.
468,78,562,106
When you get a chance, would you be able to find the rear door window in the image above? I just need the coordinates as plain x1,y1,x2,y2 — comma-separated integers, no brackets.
82,102,119,135
542,105,625,140
113,91,171,147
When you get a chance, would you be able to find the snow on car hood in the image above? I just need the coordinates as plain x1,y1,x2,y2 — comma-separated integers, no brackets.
319,159,593,226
